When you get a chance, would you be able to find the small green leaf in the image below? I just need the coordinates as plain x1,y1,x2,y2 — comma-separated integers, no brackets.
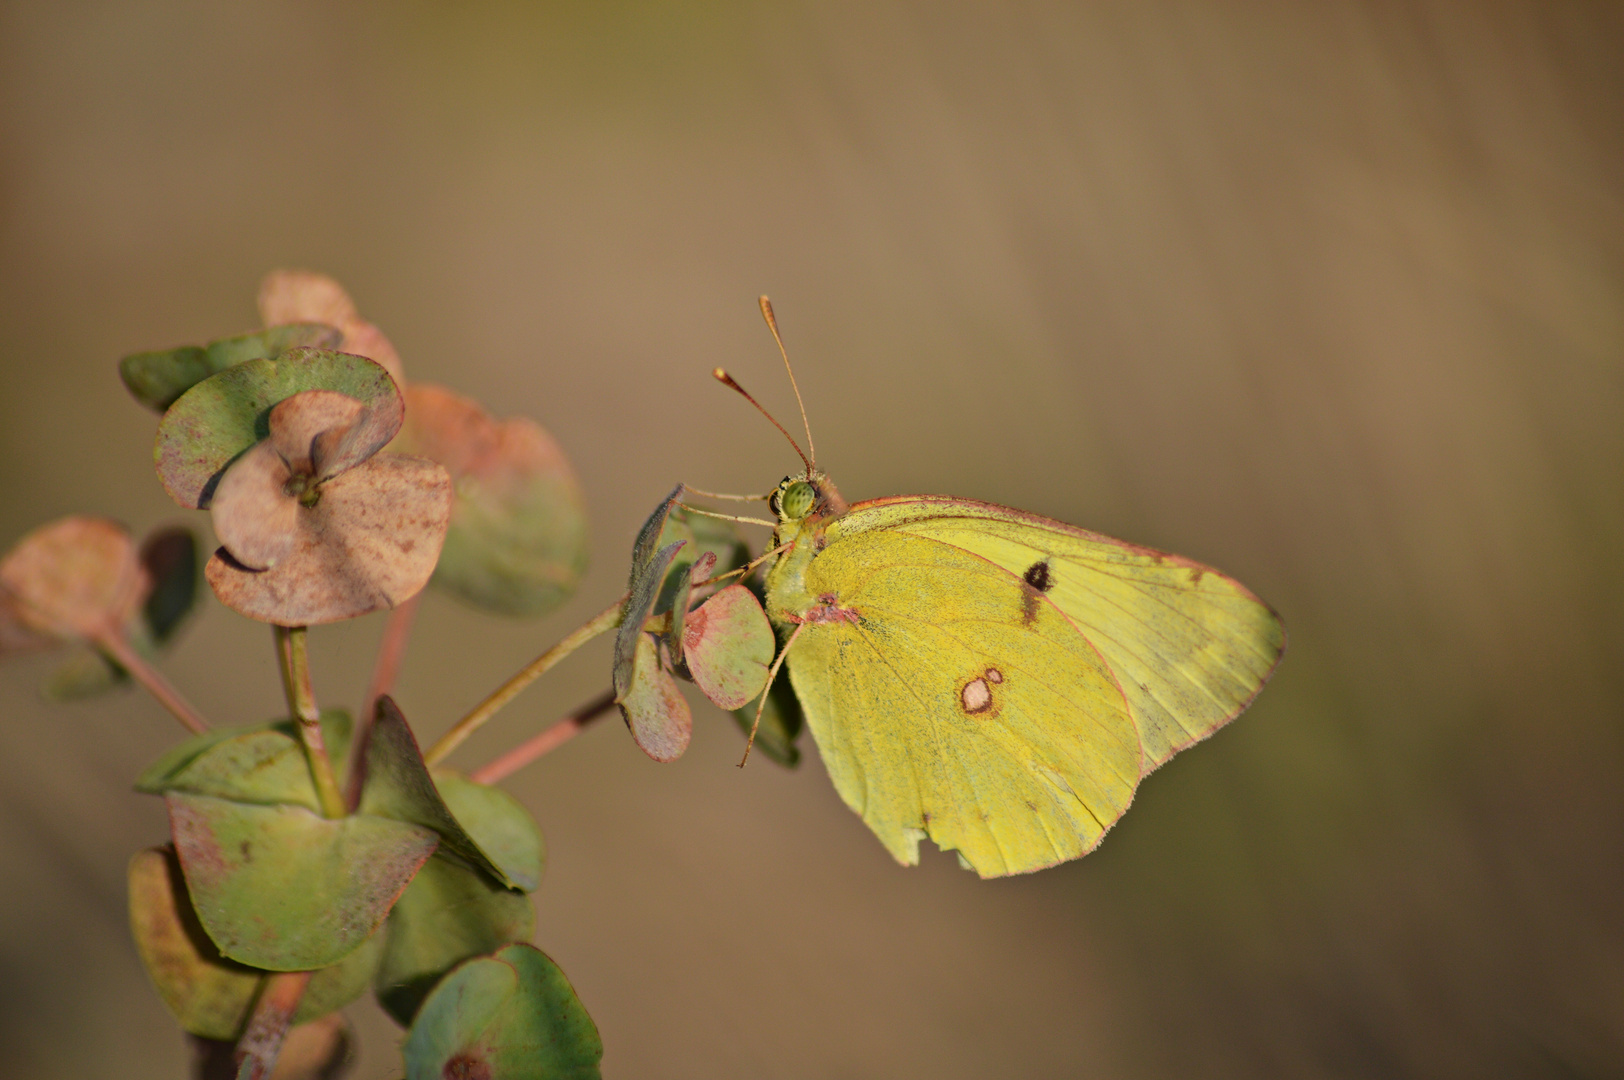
731,666,805,769
357,699,518,888
617,629,692,763
391,383,588,618
154,348,402,509
167,792,438,971
128,847,383,1040
611,540,684,704
681,585,774,710
435,771,546,892
373,854,535,1026
135,711,353,812
119,324,341,412
403,943,602,1080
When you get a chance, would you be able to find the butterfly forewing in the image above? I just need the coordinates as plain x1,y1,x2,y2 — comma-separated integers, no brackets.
829,497,1286,771
786,529,1140,878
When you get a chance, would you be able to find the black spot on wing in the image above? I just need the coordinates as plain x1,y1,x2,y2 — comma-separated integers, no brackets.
1023,560,1054,592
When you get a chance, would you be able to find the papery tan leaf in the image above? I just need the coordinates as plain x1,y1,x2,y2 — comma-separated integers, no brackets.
264,390,366,480
0,516,146,639
206,456,453,625
258,270,404,385
210,442,299,571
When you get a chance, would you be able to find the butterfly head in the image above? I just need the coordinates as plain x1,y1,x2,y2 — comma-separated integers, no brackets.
769,472,847,525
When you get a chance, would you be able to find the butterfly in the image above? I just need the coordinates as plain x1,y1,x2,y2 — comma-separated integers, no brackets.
715,299,1285,879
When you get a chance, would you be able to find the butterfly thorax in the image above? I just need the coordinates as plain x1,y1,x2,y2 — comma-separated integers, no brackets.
764,471,852,627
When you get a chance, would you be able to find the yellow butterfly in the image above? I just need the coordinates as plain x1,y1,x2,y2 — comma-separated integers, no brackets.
722,300,1284,879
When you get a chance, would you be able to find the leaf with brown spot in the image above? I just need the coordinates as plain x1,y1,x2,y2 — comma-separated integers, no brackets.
402,943,602,1080
0,516,145,640
128,847,383,1040
154,348,401,510
205,454,452,625
167,792,438,971
389,383,587,618
617,630,692,763
258,269,405,386
120,324,342,413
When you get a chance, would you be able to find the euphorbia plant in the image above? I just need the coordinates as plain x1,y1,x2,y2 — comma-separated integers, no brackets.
0,272,795,1079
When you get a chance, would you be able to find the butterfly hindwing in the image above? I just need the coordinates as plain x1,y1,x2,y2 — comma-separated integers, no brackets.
786,529,1141,877
827,497,1286,771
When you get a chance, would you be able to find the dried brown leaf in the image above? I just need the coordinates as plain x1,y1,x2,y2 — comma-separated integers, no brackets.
210,442,299,571
0,516,146,639
206,456,453,625
258,270,404,385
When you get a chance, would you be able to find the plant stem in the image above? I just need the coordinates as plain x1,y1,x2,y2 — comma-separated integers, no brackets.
469,689,618,784
91,626,209,735
234,970,312,1080
424,596,625,768
275,626,346,820
346,592,422,808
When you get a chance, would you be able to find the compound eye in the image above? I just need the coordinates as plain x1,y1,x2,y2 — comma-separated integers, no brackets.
780,480,817,520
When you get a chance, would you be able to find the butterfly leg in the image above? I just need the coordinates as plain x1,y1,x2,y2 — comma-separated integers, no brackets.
739,620,808,768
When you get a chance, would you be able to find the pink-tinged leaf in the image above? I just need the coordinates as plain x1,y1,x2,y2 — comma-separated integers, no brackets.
127,846,383,1040
264,389,367,481
682,585,774,710
155,348,402,510
0,516,145,640
389,383,587,618
258,269,405,386
210,441,300,571
168,793,438,971
611,540,683,703
205,454,452,625
617,631,692,763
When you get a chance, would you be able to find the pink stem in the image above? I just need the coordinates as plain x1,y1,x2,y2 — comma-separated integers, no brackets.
469,689,617,785
91,627,209,735
234,970,312,1080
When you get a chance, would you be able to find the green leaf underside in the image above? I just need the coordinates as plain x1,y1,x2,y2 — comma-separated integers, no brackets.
612,540,684,701
154,347,401,509
167,792,437,971
731,670,805,767
120,324,341,412
373,853,536,1027
356,700,520,889
128,847,383,1040
434,771,545,892
403,944,602,1080
135,711,353,813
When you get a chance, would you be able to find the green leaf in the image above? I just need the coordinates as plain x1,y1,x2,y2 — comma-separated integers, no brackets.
681,584,774,710
435,771,546,892
119,324,341,412
611,539,684,704
617,628,692,763
128,847,383,1040
373,854,536,1026
730,666,805,769
167,792,437,971
403,943,602,1080
135,711,353,813
154,347,402,509
356,698,519,889
391,383,588,618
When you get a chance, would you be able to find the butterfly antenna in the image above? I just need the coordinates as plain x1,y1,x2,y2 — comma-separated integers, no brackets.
713,367,812,475
758,296,816,476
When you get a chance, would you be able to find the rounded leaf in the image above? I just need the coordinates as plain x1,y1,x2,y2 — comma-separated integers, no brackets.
617,630,692,763
403,944,602,1080
682,584,774,710
436,771,546,892
205,454,453,625
258,269,405,385
128,847,384,1040
119,324,341,414
391,383,587,617
136,710,353,812
154,348,402,509
168,792,438,971
0,516,144,639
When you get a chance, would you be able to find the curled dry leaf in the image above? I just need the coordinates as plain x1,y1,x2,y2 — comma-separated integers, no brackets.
390,383,587,618
207,453,453,625
258,269,405,386
0,516,145,641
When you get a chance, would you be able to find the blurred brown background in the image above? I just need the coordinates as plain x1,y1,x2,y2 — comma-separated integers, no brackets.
2,2,1621,1077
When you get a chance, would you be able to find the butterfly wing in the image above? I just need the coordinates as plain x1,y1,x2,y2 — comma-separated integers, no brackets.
786,528,1141,878
828,496,1285,770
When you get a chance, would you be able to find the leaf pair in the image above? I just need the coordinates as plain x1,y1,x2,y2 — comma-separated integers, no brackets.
612,487,779,762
